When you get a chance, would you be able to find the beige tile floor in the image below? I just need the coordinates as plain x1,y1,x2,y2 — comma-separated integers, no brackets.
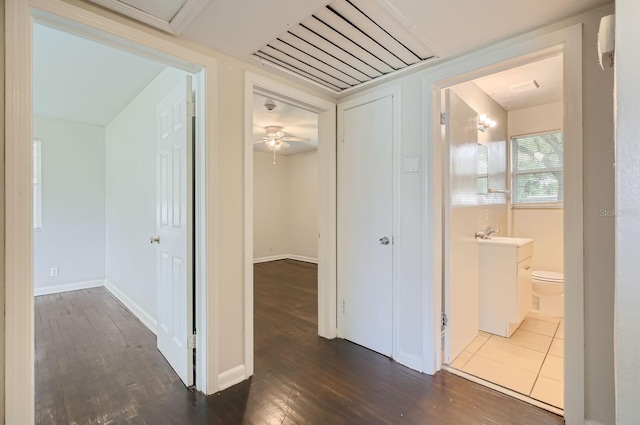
450,312,564,409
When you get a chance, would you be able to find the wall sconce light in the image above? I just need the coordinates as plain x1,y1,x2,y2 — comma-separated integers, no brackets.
478,114,497,132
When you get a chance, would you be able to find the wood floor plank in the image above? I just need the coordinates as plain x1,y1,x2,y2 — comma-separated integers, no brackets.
35,260,563,424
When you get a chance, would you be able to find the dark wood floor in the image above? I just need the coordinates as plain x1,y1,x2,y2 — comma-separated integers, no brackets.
36,260,563,424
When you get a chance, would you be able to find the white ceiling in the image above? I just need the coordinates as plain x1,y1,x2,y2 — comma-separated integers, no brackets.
171,0,608,93
253,94,318,156
473,55,563,111
33,23,167,126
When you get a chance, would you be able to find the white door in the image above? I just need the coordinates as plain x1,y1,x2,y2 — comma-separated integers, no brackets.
339,94,394,357
444,89,480,364
155,76,194,386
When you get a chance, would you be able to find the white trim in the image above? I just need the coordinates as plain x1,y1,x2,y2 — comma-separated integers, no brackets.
104,280,158,335
336,85,402,363
585,420,605,425
286,255,318,264
422,24,583,424
5,1,219,421
244,72,338,378
443,366,564,416
34,279,104,296
253,254,319,264
217,365,247,392
253,254,289,264
86,0,210,35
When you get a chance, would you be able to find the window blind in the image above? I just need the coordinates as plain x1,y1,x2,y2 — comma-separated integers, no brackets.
511,131,563,205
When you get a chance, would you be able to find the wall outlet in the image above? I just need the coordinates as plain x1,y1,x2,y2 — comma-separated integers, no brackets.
484,209,489,222
50,267,59,277
269,247,273,252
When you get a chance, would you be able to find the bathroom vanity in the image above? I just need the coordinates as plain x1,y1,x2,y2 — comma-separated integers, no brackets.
478,237,533,338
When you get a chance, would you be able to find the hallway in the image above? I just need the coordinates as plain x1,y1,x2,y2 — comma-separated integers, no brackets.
35,260,563,424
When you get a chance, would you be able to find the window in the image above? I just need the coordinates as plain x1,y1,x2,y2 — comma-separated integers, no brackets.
511,131,563,206
33,139,42,231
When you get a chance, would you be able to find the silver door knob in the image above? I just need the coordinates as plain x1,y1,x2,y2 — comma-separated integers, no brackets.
150,236,160,244
379,236,390,245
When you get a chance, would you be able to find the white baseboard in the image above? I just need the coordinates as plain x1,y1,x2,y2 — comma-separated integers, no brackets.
286,254,318,264
254,254,318,264
104,279,157,335
218,364,247,391
585,420,605,425
253,254,289,263
394,351,424,372
34,279,104,296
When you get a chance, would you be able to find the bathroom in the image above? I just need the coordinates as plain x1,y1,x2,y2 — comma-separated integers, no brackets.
441,54,565,411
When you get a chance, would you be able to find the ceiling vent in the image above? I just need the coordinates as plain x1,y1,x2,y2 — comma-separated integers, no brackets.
253,0,438,92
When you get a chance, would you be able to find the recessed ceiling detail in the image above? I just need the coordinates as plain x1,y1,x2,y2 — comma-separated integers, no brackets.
253,0,438,92
88,0,210,34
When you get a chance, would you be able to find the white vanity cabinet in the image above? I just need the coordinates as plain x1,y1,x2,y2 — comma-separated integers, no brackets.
478,237,533,338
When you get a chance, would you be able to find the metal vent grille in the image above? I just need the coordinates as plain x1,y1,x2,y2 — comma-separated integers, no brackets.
253,0,438,92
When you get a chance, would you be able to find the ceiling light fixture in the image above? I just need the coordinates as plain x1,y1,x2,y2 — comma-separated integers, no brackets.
478,114,497,132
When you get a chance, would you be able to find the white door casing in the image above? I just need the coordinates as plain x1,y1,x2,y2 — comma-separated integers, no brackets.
444,89,479,364
156,76,194,386
339,94,394,357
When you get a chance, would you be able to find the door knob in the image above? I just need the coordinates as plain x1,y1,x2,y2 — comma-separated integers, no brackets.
150,236,160,244
379,236,390,245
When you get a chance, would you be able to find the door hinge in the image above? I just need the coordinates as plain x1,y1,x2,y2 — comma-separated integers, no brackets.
188,333,197,350
441,313,448,327
440,113,446,125
187,102,196,117
342,300,345,314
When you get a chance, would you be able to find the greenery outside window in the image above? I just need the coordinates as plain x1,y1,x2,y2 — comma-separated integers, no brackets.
511,131,563,206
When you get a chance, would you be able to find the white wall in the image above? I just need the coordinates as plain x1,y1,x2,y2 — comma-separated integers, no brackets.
450,82,509,234
253,150,318,261
615,1,640,423
288,151,319,260
508,102,564,273
33,116,106,290
253,152,290,259
105,67,187,323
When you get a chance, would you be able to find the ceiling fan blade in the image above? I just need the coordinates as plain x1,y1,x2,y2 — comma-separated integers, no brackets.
281,142,291,149
282,137,310,142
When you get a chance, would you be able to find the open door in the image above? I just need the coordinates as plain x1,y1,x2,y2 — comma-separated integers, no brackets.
444,89,479,364
154,76,194,386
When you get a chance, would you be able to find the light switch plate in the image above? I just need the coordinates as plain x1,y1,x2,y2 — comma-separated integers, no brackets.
403,156,420,173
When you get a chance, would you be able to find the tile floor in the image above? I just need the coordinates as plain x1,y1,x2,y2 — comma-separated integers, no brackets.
450,311,564,409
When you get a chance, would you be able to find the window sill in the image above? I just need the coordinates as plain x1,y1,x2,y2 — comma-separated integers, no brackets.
511,203,563,210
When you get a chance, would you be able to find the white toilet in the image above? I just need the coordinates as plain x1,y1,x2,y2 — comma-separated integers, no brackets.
531,270,564,317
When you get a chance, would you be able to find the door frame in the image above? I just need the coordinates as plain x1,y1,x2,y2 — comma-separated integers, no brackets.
243,72,337,375
422,25,583,423
336,85,402,358
5,0,219,422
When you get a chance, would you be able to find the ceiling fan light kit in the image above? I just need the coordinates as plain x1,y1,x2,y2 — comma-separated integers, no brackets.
254,125,311,164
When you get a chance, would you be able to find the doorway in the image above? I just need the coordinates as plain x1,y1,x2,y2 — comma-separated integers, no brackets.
31,22,199,419
5,3,216,421
243,73,337,377
435,50,572,417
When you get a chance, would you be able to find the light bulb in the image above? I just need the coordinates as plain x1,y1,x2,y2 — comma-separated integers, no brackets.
268,140,276,147
479,114,487,122
490,120,497,128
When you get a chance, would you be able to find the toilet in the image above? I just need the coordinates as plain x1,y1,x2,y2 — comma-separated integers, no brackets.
531,270,564,317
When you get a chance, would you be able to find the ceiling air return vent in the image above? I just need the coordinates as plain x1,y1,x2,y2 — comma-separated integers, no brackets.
253,0,438,92
87,0,210,34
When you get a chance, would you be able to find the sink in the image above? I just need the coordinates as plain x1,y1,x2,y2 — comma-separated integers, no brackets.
477,237,533,247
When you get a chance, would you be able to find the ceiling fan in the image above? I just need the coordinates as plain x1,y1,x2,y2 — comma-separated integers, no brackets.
254,126,310,164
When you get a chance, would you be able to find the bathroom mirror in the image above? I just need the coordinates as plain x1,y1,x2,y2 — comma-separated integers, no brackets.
478,143,489,194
